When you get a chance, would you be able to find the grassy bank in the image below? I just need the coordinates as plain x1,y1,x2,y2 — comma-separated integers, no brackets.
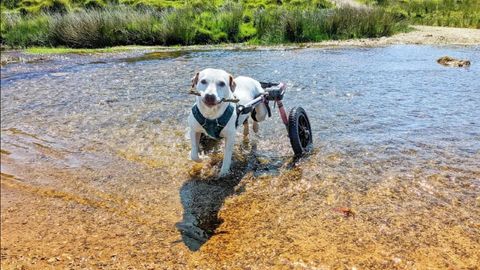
1,4,407,48
1,0,334,13
361,0,480,28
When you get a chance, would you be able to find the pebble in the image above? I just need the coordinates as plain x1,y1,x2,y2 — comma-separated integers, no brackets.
47,257,59,263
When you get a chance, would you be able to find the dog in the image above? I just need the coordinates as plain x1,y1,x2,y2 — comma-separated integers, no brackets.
188,68,268,176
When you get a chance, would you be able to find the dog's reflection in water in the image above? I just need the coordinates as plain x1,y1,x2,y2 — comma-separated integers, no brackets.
176,135,250,251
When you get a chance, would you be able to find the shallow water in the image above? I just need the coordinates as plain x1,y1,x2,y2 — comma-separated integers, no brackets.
1,45,479,269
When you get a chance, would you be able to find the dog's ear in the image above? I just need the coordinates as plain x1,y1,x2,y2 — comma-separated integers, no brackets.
191,72,199,88
229,75,236,92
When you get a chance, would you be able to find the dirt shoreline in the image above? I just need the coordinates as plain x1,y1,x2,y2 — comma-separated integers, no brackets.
310,25,480,47
187,25,480,49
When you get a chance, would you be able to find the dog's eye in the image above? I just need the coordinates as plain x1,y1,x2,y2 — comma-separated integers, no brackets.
200,79,207,84
218,81,226,87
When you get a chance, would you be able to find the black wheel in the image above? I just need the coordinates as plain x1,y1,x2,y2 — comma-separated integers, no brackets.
288,107,313,156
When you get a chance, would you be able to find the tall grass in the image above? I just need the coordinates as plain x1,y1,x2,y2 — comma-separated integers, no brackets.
2,0,333,12
0,13,54,46
362,0,480,28
254,7,404,43
1,4,407,48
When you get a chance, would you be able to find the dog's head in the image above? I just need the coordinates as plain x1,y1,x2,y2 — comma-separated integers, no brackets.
191,68,236,108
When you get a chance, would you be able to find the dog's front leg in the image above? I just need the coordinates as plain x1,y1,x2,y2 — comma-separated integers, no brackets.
190,129,202,162
219,132,235,177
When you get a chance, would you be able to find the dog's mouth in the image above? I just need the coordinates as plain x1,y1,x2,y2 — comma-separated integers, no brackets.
202,97,219,107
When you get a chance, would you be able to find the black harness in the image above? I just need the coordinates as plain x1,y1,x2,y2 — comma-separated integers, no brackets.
192,95,272,140
192,104,234,140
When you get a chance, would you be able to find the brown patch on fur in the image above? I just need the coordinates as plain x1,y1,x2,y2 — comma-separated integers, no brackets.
191,72,199,88
229,75,236,92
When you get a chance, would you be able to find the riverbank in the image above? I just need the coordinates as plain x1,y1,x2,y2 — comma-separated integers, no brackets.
309,25,480,47
1,25,478,66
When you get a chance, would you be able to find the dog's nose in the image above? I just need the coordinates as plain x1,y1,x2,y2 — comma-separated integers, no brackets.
204,94,217,104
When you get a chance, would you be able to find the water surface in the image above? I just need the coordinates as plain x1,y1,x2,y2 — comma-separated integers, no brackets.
1,45,479,269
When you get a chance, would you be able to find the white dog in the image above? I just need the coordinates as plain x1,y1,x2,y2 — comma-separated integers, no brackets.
188,68,268,176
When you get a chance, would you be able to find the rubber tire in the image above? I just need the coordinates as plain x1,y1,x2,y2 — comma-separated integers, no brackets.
288,106,313,156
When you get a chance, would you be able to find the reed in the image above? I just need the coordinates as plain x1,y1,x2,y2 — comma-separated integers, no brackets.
1,4,408,48
362,0,480,28
254,7,404,43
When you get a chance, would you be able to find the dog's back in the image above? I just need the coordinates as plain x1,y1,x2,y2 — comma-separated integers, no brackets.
234,76,264,105
234,76,268,125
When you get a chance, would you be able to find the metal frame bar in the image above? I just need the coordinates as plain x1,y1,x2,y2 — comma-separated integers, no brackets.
239,82,289,127
243,94,266,108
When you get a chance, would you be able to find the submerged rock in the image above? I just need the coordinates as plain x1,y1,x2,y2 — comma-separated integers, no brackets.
437,56,471,67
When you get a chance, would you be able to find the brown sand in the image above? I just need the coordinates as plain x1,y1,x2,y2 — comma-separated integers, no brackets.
308,25,480,47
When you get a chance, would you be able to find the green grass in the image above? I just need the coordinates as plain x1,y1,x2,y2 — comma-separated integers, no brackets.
0,13,53,46
1,0,333,13
24,46,145,53
254,7,404,43
361,0,480,28
1,3,408,48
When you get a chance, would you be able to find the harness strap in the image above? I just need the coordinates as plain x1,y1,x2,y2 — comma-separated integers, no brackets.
192,104,234,140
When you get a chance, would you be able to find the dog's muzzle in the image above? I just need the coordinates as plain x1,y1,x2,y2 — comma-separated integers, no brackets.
203,94,218,107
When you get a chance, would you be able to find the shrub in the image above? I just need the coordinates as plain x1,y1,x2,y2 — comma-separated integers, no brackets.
19,0,70,14
193,12,225,44
239,22,257,40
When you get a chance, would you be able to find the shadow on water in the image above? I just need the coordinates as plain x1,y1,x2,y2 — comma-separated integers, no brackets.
176,174,243,251
176,137,297,251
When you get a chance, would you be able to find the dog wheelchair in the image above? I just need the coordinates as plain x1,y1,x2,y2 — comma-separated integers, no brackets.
190,82,313,156
240,82,312,156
